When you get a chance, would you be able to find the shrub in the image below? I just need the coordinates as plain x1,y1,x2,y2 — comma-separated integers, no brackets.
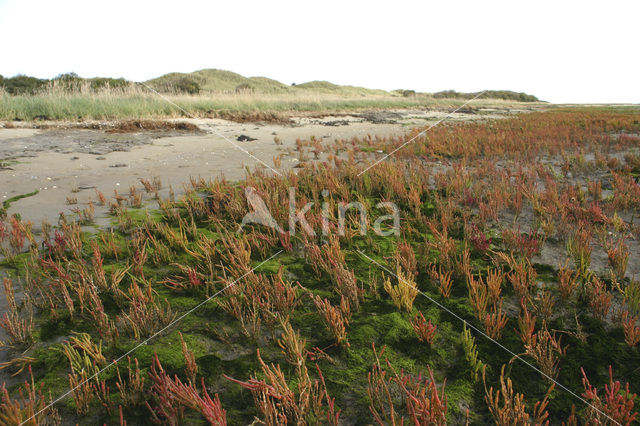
368,344,448,425
558,263,578,300
383,267,419,312
1,75,48,95
483,301,508,340
607,239,629,281
501,227,542,258
0,367,60,424
483,365,553,425
625,279,640,316
427,264,453,298
433,89,540,102
411,312,437,344
469,224,492,254
589,277,612,321
525,323,567,382
148,354,227,425
312,295,350,345
622,311,640,347
0,278,33,345
225,349,338,425
462,324,485,382
172,77,201,94
581,366,638,425
567,225,593,278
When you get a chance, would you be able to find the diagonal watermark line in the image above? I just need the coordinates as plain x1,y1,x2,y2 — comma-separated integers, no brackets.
21,250,283,426
356,249,621,426
357,91,487,176
137,82,283,176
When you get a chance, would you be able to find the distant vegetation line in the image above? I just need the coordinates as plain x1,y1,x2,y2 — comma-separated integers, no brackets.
0,69,540,100
432,89,539,103
0,68,542,122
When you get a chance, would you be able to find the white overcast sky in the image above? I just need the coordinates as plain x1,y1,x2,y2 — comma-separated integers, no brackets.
0,0,638,104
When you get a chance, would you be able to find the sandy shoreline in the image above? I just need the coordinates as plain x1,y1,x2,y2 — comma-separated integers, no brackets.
0,108,517,228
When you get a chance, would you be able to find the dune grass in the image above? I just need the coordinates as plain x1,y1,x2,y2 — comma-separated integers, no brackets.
0,68,544,122
0,89,537,122
1,68,546,122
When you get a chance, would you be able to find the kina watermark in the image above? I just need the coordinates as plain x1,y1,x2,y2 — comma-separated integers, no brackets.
240,186,400,236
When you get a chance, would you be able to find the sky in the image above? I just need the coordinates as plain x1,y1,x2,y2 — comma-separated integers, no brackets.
0,0,638,104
